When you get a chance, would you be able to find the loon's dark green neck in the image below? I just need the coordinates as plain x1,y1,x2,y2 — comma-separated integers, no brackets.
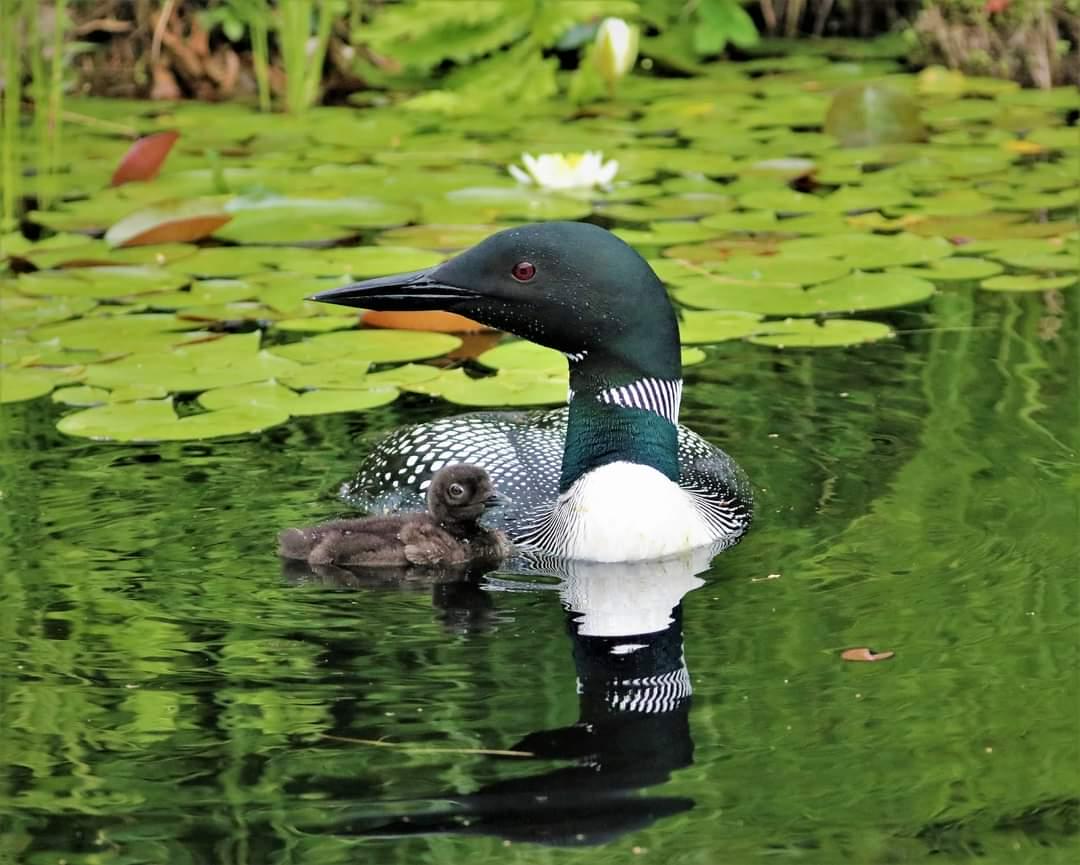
560,351,682,492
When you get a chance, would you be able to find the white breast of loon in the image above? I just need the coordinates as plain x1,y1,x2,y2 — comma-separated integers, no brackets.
523,461,717,562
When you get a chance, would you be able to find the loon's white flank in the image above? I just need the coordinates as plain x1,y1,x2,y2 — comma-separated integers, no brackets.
535,461,716,562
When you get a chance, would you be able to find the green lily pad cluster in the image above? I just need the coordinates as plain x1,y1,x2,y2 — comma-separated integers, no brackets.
1,58,1076,439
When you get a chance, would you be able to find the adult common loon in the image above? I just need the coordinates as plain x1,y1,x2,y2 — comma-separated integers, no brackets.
312,221,752,562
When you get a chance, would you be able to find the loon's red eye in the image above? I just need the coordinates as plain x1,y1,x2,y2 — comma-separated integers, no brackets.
511,261,536,282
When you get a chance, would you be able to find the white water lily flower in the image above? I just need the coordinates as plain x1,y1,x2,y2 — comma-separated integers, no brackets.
594,17,638,87
508,152,619,191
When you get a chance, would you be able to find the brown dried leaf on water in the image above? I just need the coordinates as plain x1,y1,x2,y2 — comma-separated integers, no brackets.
841,647,896,662
111,131,180,185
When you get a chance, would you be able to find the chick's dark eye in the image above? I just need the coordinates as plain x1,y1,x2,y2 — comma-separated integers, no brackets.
447,482,465,499
511,261,536,282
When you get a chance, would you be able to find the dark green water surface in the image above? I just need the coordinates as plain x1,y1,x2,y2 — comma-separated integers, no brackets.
2,288,1078,864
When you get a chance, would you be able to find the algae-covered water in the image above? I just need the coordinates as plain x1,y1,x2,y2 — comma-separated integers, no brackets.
2,42,1079,864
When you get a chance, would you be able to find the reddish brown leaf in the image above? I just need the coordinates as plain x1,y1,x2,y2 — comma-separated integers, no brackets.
117,215,232,247
111,131,180,186
841,647,895,662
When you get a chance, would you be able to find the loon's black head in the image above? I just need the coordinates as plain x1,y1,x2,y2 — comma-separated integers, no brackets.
311,222,680,379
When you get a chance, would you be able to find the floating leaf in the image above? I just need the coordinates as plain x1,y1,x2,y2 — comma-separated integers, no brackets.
275,316,361,333
711,256,851,286
1,370,63,403
780,233,953,269
57,398,290,442
888,257,1003,282
748,318,893,348
276,246,445,278
51,385,110,406
215,197,415,244
291,388,399,415
33,313,202,352
980,274,1078,292
19,267,190,299
111,131,180,186
198,380,300,412
270,329,460,364
105,199,232,248
679,310,765,344
414,367,567,407
676,270,933,316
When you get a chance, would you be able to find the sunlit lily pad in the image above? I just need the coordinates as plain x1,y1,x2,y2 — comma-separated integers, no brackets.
18,267,190,299
274,316,361,332
1,370,69,403
51,385,110,406
748,318,894,347
376,224,505,251
0,294,97,329
711,256,851,286
679,310,766,344
980,274,1078,292
198,380,300,412
992,253,1078,273
413,367,567,407
675,270,934,316
270,329,460,364
780,233,953,269
33,313,203,352
216,196,415,244
291,388,399,415
276,246,446,278
57,398,290,441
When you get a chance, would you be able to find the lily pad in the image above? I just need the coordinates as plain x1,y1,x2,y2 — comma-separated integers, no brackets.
105,199,232,248
675,270,934,316
57,398,290,442
18,267,190,299
215,197,415,245
1,370,68,403
51,385,110,406
679,310,766,344
291,388,399,415
270,330,460,364
748,318,894,347
413,367,568,407
33,314,203,352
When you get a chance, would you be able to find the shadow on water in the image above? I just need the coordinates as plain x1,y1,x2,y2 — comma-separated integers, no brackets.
279,546,725,847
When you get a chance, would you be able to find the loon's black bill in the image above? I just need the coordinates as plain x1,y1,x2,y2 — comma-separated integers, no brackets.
308,267,475,311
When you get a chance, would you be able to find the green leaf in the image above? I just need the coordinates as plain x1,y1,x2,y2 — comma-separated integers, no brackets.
51,385,110,406
270,330,460,364
679,310,765,344
748,318,894,347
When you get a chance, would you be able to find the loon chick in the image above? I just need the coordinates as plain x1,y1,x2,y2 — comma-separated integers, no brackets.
311,221,753,562
278,464,511,567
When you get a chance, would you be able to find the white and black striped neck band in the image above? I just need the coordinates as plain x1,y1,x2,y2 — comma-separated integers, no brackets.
595,377,683,424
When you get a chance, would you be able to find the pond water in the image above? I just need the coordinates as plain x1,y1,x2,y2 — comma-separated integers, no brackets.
3,286,1077,863
2,43,1079,865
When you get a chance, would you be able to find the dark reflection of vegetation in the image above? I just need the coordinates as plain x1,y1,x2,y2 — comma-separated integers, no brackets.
1,288,1078,863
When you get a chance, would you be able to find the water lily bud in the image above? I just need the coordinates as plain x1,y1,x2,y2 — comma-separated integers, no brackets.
594,18,638,88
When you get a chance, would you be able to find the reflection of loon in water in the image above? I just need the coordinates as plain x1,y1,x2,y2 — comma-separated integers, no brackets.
284,545,719,846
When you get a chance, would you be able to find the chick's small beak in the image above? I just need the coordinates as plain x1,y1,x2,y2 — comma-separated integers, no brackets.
484,490,509,510
308,265,476,311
